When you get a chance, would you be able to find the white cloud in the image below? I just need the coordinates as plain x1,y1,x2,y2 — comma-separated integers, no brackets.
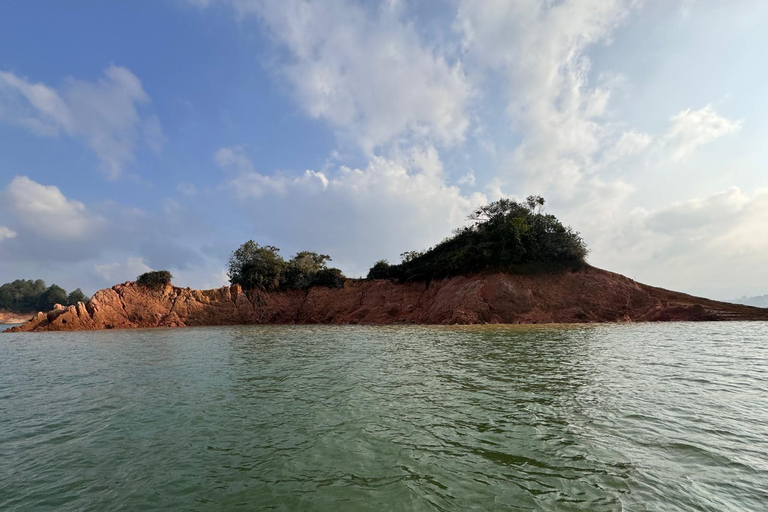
0,226,17,242
457,170,476,186
0,65,164,178
664,105,741,162
199,0,471,152
601,130,654,165
94,257,152,283
569,186,768,298
4,176,106,241
457,0,636,190
214,145,254,173
177,183,198,196
223,145,487,276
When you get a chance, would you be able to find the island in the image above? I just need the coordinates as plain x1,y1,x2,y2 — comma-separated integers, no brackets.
6,197,768,333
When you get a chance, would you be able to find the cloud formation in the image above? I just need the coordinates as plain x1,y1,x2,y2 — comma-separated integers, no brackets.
5,176,106,240
200,0,471,152
0,65,164,178
0,226,16,242
220,145,487,276
664,105,742,162
0,176,217,290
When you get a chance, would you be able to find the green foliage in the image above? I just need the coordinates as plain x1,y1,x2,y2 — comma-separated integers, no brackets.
0,279,89,312
228,242,286,291
136,270,173,288
313,268,345,288
227,242,346,291
366,260,393,280
282,251,332,289
39,285,68,311
67,288,89,305
367,196,588,282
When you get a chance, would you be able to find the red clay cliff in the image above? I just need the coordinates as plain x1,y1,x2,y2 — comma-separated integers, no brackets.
6,266,768,333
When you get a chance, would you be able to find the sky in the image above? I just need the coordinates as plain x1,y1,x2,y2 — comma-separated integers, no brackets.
1,0,767,300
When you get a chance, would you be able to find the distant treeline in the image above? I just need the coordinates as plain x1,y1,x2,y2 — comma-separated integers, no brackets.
0,280,89,313
216,196,588,292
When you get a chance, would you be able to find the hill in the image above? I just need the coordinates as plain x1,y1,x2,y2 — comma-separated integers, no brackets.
6,265,768,333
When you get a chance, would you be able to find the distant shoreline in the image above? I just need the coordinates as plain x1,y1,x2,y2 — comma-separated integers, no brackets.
0,311,34,325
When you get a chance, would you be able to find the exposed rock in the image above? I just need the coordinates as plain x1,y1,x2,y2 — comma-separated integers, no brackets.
5,266,768,333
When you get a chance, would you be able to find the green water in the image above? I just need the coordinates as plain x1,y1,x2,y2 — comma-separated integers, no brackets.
1,324,766,511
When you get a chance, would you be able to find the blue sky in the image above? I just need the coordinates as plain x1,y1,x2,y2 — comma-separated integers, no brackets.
1,0,767,300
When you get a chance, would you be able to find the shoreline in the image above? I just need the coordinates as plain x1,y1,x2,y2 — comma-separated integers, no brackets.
7,267,768,333
0,311,34,325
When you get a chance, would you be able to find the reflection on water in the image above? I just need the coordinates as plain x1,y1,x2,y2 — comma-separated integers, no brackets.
1,323,767,511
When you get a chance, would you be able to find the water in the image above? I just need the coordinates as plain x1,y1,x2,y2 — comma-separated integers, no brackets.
1,323,766,511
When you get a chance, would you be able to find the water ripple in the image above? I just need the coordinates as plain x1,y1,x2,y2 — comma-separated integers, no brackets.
1,323,767,511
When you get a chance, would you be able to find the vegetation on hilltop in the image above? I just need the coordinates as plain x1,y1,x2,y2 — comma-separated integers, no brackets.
367,196,588,282
225,196,587,292
0,279,89,312
137,270,173,288
227,242,345,291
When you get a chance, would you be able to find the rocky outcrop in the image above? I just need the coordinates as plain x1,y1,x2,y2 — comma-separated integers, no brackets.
5,266,768,332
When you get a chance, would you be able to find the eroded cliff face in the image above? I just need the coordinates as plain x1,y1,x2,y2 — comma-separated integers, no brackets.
6,267,768,333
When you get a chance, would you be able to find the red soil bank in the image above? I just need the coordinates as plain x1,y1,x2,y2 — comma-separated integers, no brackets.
6,266,768,332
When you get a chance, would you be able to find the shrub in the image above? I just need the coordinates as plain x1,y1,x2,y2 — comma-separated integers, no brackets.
367,260,393,280
137,270,173,288
313,268,345,288
227,242,346,291
281,251,332,289
366,196,588,282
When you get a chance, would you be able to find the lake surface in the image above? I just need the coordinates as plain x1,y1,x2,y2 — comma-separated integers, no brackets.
1,323,766,511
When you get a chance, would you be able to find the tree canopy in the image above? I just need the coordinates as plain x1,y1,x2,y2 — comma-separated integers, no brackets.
227,242,345,291
0,279,91,312
367,196,588,282
136,270,173,288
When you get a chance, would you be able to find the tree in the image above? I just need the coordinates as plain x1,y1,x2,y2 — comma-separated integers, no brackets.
366,197,588,283
313,268,345,288
137,270,173,288
39,285,68,310
67,289,89,305
0,279,89,312
282,251,332,289
0,279,48,311
228,241,286,291
227,242,346,291
367,260,392,280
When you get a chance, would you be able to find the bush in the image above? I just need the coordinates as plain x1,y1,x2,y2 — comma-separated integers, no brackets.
227,242,346,291
228,242,285,291
313,268,345,288
367,260,392,280
137,270,173,288
366,196,588,283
